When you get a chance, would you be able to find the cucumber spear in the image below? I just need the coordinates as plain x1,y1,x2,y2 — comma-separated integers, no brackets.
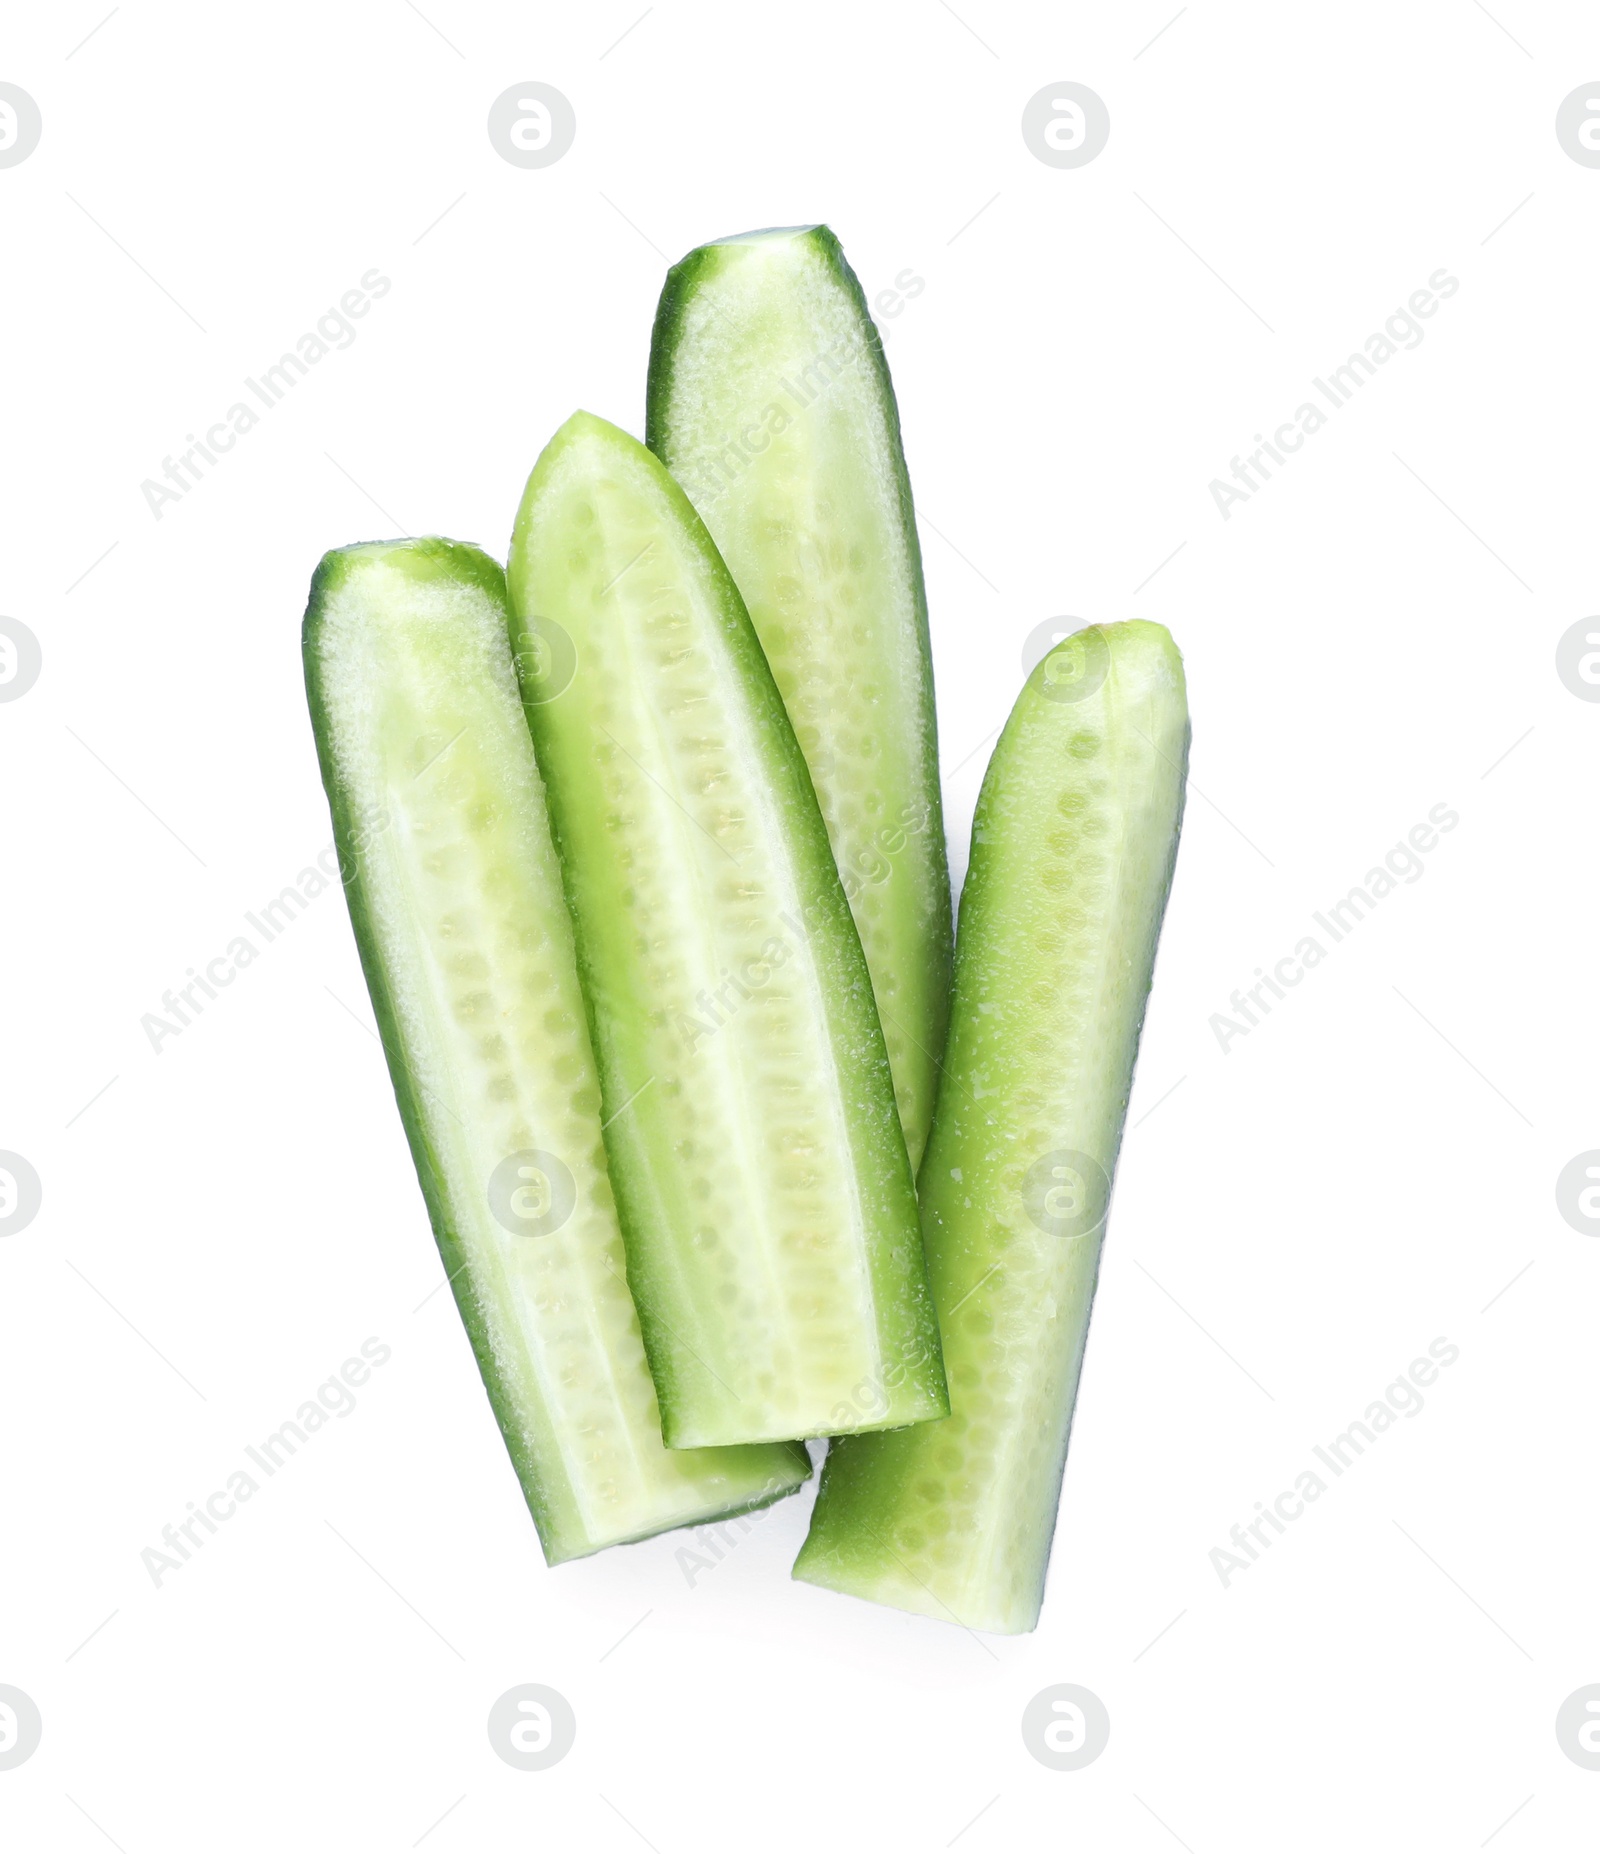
507,414,948,1451
304,539,809,1562
648,226,953,1171
794,621,1188,1632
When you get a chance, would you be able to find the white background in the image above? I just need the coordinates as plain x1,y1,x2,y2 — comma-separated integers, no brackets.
2,2,1596,1848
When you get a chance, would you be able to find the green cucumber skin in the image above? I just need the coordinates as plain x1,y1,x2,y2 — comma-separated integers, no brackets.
303,539,808,1563
507,413,948,1449
793,622,1188,1633
647,225,953,1173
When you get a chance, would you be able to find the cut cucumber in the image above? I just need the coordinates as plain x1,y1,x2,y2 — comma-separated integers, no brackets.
303,538,809,1563
506,413,948,1449
647,225,953,1171
793,621,1188,1632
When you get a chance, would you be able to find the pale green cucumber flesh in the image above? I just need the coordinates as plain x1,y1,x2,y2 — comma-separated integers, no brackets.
793,621,1188,1632
647,225,953,1172
303,538,808,1563
507,413,947,1449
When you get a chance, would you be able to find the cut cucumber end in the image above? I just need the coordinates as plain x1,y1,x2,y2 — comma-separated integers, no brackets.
791,1528,1038,1636
660,1381,950,1453
708,224,825,244
548,1442,811,1563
